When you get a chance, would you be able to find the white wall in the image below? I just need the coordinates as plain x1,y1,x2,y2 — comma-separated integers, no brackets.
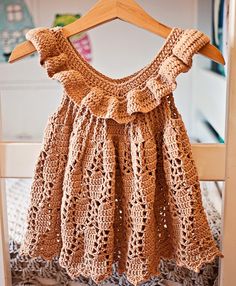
0,0,198,142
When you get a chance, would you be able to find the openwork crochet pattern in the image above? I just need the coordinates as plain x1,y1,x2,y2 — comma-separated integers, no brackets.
19,26,223,286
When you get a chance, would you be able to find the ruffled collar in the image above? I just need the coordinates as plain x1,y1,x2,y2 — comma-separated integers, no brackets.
54,26,181,94
26,26,210,124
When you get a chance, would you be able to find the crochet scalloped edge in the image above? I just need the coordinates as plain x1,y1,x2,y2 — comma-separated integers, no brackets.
25,27,210,124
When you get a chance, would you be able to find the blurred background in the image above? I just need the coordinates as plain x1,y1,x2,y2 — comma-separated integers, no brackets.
0,1,228,285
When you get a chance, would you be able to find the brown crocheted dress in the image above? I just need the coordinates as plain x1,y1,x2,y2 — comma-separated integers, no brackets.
19,26,223,286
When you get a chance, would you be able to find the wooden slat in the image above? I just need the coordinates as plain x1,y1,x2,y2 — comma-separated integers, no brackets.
0,86,11,286
0,143,40,179
192,144,225,181
0,142,225,180
0,180,11,286
219,0,236,285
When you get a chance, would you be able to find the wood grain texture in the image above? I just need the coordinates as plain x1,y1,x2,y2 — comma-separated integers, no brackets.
8,0,224,64
0,143,225,180
219,0,236,285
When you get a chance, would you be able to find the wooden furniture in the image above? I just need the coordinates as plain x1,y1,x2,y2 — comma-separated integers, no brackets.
0,1,235,285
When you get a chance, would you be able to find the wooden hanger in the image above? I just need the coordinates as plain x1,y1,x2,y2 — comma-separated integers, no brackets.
9,0,225,65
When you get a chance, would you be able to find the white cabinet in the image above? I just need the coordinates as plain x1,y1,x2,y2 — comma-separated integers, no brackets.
192,68,227,142
0,56,62,142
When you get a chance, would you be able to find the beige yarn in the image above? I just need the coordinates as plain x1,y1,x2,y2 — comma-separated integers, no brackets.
19,26,223,286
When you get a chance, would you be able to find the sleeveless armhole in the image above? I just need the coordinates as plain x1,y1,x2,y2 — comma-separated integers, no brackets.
157,28,210,121
26,27,69,78
159,29,223,272
19,28,75,259
25,27,78,125
159,28,211,84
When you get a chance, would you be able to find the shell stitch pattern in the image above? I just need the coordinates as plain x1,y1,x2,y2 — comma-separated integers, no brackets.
19,26,223,286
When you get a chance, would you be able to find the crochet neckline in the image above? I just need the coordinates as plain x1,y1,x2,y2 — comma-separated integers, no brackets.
54,26,182,93
26,26,210,123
